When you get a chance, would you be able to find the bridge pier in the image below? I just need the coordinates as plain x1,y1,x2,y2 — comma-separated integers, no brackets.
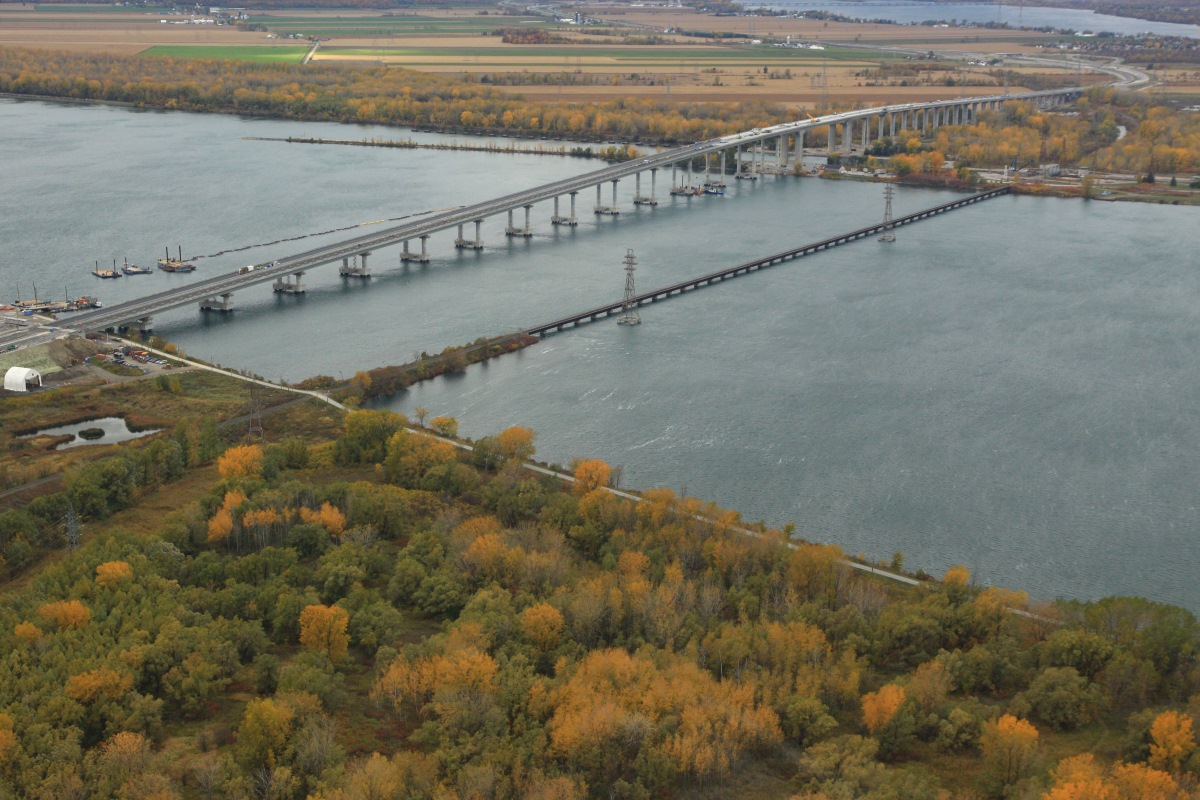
506,205,534,237
634,170,659,206
401,235,430,263
342,252,371,276
594,180,620,215
136,317,153,335
552,192,579,226
199,292,234,312
273,271,306,293
792,131,804,166
455,220,484,250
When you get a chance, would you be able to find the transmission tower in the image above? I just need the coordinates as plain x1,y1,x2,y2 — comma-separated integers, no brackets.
617,249,641,326
247,385,264,442
879,184,896,242
63,502,82,549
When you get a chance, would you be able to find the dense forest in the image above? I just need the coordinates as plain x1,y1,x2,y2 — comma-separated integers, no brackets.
4,405,1200,799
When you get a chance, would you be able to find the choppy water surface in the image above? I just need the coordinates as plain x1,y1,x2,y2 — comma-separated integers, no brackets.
4,98,1199,609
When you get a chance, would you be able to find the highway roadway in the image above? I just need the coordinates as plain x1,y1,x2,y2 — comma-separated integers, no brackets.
53,86,1080,334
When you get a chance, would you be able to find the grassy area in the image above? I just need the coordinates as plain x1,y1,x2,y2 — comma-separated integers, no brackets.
0,368,294,500
32,4,177,12
251,14,544,37
142,45,310,63
320,44,892,62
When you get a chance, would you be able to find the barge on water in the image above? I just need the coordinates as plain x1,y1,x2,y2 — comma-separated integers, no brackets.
157,245,195,273
91,260,122,279
121,258,152,275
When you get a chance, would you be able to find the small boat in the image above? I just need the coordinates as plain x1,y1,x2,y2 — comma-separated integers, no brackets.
703,183,725,195
121,258,152,275
91,260,122,279
157,245,195,273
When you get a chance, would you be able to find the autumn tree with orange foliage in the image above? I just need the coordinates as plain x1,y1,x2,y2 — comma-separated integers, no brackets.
299,502,347,539
13,621,42,643
36,599,92,630
65,667,133,704
1148,710,1195,772
207,490,247,544
497,425,537,461
1041,753,1182,800
94,560,133,588
862,685,906,734
571,458,612,495
299,604,350,662
520,602,565,651
217,444,263,481
548,648,781,786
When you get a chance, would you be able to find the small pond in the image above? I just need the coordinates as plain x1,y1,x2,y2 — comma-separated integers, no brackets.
19,417,161,450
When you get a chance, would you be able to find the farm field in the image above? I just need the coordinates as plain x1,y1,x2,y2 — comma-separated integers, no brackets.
0,3,1096,104
143,45,309,63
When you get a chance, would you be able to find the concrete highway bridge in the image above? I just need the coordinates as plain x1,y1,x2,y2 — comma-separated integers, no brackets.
59,87,1082,334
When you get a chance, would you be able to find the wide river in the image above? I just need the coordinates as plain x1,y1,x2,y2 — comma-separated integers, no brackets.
3,98,1198,610
768,0,1200,39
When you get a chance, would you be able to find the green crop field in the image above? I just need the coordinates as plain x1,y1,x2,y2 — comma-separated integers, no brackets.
142,45,310,63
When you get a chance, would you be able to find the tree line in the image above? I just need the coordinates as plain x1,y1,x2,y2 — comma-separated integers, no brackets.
0,47,792,144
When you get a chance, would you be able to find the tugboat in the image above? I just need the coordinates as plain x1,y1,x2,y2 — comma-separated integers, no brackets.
121,258,152,275
703,182,726,195
157,245,196,273
91,260,122,279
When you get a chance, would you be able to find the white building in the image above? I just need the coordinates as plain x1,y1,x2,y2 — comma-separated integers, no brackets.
4,366,42,392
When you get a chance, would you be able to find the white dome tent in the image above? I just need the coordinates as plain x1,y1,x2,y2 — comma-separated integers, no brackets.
4,366,42,392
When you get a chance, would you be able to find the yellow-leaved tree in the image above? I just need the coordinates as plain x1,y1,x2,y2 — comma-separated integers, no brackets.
981,714,1039,790
217,443,263,480
36,600,91,630
1148,710,1195,772
572,459,612,495
95,561,133,588
497,425,537,461
299,604,350,662
520,603,565,651
862,684,906,735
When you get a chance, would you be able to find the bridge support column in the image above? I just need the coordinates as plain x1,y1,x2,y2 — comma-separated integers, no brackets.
827,124,836,155
634,170,659,205
344,252,372,275
778,134,787,170
552,193,579,226
455,220,484,249
137,317,153,335
273,271,306,293
199,292,234,312
862,120,870,150
400,236,429,263
595,181,619,215
842,121,852,152
889,113,896,138
505,206,533,237
793,131,804,166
